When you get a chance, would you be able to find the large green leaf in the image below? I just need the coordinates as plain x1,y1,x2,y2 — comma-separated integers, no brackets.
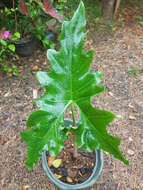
21,1,129,170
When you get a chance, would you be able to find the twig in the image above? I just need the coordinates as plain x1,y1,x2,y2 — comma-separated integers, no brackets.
70,103,78,158
114,0,121,19
117,183,121,190
12,0,18,32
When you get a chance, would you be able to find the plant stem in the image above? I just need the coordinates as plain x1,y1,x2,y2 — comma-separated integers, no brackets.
70,103,78,158
13,0,17,32
71,103,76,127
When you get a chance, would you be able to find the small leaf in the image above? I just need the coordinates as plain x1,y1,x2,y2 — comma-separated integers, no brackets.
0,40,7,46
8,44,15,52
14,32,20,38
66,176,73,183
129,115,136,120
127,149,134,155
116,114,123,118
23,185,31,190
52,159,62,168
55,174,62,179
48,156,55,166
33,65,39,70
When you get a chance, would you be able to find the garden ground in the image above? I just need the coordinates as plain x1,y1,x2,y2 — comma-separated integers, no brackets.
0,16,143,190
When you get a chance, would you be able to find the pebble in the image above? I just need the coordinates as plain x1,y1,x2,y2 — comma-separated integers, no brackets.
2,111,9,116
62,170,67,177
129,137,133,142
127,149,135,155
80,168,86,175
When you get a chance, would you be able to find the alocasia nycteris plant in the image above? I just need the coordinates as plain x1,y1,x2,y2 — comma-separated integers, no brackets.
21,1,129,170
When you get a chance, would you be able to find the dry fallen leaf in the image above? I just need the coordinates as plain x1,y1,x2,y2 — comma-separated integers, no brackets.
48,156,55,166
127,149,134,155
4,91,11,97
129,115,136,120
66,176,73,183
108,92,114,96
128,104,134,108
54,174,62,179
33,89,38,99
33,65,39,70
43,59,47,65
52,159,62,168
129,137,133,142
23,185,31,190
36,59,40,63
13,135,17,141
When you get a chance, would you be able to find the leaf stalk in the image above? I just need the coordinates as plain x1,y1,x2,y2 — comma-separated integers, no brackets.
70,103,78,158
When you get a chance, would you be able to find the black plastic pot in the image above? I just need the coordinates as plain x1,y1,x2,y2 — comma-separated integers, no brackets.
14,37,35,57
45,30,57,42
42,119,103,190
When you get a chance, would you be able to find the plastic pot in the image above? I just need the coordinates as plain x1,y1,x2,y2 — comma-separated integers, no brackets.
42,119,104,190
14,37,35,57
45,30,57,42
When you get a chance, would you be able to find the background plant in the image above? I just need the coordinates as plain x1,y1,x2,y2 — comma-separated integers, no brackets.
0,30,20,76
19,0,63,46
21,1,129,170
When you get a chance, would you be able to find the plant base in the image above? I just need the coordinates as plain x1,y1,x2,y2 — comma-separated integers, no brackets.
42,119,103,190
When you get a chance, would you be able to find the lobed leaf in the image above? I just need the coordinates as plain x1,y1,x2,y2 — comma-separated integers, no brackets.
21,1,129,170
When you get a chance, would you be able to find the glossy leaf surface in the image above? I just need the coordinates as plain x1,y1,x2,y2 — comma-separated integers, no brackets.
21,1,129,170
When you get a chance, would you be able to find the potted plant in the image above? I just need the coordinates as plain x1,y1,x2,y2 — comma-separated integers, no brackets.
0,28,20,76
18,0,63,52
1,0,62,57
21,1,129,189
0,1,35,57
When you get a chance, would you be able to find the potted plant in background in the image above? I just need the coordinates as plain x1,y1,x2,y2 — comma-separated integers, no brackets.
0,28,20,76
0,0,63,57
17,0,63,55
21,1,129,189
0,1,35,57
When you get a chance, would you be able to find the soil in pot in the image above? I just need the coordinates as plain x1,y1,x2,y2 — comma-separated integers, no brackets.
47,133,96,185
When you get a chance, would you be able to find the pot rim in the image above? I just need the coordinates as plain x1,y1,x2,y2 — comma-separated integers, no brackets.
42,119,104,190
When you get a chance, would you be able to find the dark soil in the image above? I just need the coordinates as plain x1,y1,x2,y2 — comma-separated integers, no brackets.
48,133,95,184
0,17,143,190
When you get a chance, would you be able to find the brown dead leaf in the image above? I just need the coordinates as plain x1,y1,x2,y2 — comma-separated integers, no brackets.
43,59,47,65
13,135,17,141
48,156,55,167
